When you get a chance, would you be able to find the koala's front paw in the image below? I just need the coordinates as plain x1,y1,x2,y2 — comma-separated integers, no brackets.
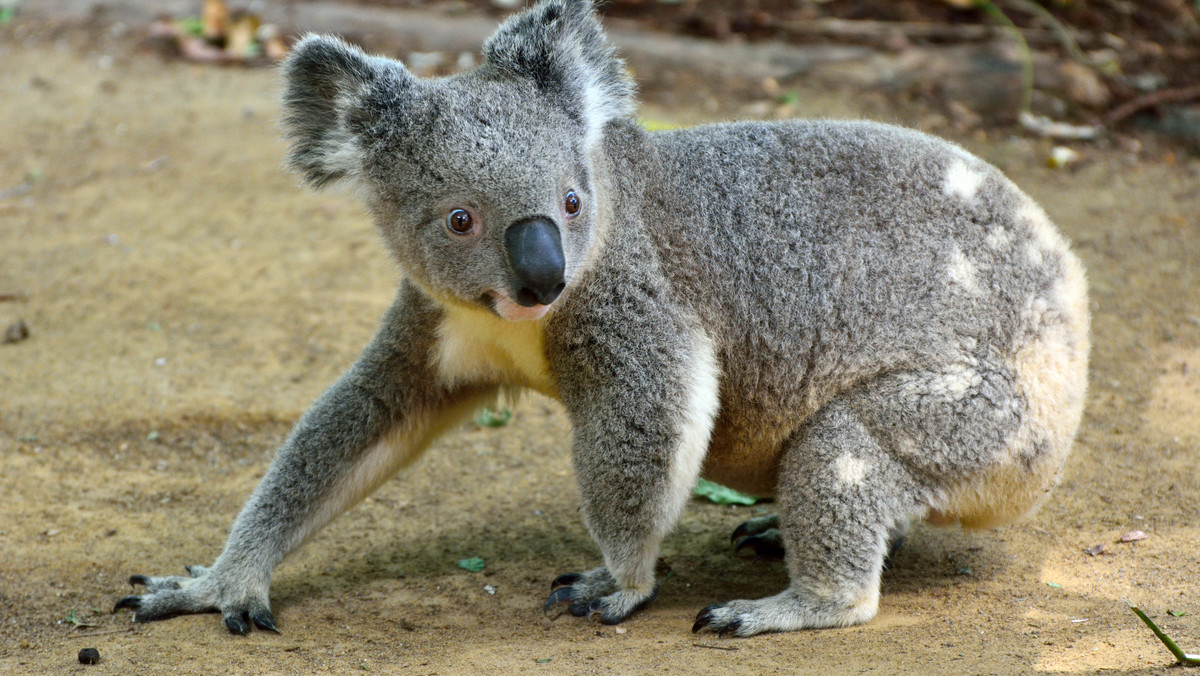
542,567,657,625
113,565,277,635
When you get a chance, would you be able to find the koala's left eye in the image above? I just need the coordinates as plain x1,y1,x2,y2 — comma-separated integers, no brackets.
564,191,581,218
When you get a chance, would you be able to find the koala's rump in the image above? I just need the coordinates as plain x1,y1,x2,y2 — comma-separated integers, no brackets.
649,120,1088,515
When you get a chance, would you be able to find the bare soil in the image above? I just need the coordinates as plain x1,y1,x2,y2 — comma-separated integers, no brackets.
2,19,1200,675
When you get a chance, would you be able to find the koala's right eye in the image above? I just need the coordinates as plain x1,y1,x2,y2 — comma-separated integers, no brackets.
446,209,477,235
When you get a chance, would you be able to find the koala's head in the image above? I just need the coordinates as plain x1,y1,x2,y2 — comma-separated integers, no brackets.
280,0,635,321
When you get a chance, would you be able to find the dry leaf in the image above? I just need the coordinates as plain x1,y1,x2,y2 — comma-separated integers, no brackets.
1120,530,1148,543
1084,543,1106,556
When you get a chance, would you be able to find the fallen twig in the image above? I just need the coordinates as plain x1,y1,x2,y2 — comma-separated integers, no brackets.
65,628,135,639
692,643,739,651
1127,601,1200,666
1019,111,1101,140
1104,84,1200,126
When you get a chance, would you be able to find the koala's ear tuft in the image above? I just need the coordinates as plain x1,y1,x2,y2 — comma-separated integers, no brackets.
483,0,635,147
280,35,413,188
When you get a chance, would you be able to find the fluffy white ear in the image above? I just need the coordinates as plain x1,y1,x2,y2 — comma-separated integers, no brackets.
280,35,414,188
482,0,636,148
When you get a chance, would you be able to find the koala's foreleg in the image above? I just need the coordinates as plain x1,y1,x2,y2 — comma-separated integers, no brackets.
117,290,492,634
545,328,720,624
694,400,923,637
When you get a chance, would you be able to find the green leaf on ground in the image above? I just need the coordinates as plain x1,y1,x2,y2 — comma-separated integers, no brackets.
474,407,512,427
1046,581,1063,588
457,557,485,573
693,479,759,505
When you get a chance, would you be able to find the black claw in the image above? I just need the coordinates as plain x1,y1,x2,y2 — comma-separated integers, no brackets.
550,572,582,590
586,601,605,623
250,609,279,634
717,618,743,638
543,587,575,614
692,604,721,633
129,575,150,587
729,523,753,544
224,613,251,636
113,595,141,613
733,534,785,559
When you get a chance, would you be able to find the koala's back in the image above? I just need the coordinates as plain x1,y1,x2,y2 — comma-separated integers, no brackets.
641,120,1088,521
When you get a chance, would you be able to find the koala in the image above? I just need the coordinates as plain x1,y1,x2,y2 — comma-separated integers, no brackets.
115,0,1089,638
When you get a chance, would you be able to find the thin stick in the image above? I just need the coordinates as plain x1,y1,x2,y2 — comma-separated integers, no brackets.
692,643,739,651
65,628,135,639
1104,85,1200,126
1127,602,1200,665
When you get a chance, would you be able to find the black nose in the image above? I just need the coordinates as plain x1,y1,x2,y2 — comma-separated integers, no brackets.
504,216,565,307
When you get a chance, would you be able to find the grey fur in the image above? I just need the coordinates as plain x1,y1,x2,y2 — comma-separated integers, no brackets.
117,0,1089,638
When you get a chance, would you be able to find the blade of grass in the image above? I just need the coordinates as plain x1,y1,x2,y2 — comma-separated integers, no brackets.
1127,601,1200,665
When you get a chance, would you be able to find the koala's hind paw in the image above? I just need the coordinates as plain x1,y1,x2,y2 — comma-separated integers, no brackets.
543,567,657,625
730,514,785,560
692,589,878,637
114,566,278,635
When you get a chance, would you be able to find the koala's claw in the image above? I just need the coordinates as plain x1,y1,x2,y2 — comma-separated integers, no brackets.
542,568,657,624
550,572,583,590
733,533,785,560
692,604,742,637
729,514,780,544
113,595,141,612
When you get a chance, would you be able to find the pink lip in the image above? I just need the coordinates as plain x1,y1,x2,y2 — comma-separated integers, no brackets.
492,293,551,321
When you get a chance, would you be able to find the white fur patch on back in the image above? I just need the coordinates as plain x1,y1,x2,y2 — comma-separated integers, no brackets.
833,453,868,487
947,247,981,294
986,227,1013,250
434,303,556,396
943,159,985,201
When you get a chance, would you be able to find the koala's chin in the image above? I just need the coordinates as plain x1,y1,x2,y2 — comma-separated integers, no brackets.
491,292,553,321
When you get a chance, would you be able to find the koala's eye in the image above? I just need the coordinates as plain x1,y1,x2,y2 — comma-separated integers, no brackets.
564,191,581,218
447,208,475,235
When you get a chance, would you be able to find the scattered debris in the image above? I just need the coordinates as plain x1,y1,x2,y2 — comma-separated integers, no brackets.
1046,581,1063,588
457,556,485,573
1120,530,1148,543
693,643,739,651
1083,543,1107,557
535,657,553,664
1128,602,1200,666
693,479,759,505
1047,146,1080,169
614,626,626,635
78,648,100,665
483,584,496,595
4,319,29,344
957,566,973,576
147,0,287,66
64,610,97,629
1018,111,1101,140
0,182,32,201
1170,610,1189,618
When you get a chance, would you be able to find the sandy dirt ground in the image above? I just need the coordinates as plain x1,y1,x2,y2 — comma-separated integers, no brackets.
2,23,1199,675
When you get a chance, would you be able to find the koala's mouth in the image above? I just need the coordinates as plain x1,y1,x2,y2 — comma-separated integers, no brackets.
485,290,553,322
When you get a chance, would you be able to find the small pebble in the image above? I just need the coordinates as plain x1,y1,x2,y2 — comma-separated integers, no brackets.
3,319,29,344
78,648,100,665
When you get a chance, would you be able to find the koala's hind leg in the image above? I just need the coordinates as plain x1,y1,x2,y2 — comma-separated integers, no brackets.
694,402,924,637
